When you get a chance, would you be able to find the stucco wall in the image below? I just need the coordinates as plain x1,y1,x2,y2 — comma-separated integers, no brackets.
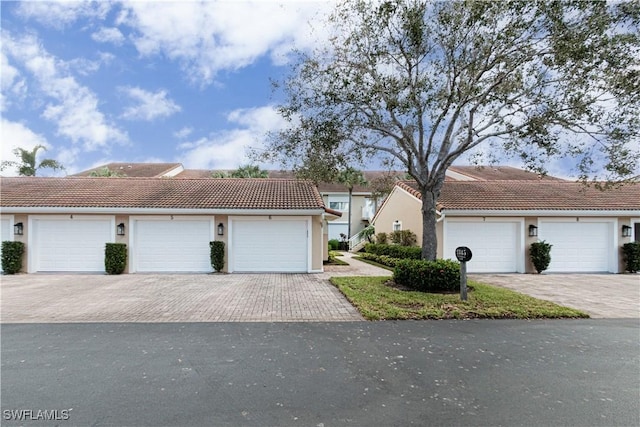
373,187,424,243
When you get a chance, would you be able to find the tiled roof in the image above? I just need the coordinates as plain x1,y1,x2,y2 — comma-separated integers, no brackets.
397,181,640,211
72,163,183,177
448,166,565,181
0,177,330,211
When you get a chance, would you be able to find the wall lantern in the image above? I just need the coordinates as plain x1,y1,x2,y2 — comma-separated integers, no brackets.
14,222,23,236
117,223,126,236
622,225,632,238
217,223,224,236
528,224,538,237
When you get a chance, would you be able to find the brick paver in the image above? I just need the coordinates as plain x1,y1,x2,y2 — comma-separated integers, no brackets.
0,254,390,323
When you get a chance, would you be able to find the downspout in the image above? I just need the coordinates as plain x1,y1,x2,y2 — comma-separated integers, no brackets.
436,209,445,222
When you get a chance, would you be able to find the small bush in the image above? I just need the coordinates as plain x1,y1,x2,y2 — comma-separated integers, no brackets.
375,232,388,244
362,226,375,243
393,259,460,292
210,241,225,272
328,239,340,251
530,241,552,273
622,242,640,273
105,243,127,274
1,241,24,274
358,252,400,268
389,230,417,246
364,243,422,260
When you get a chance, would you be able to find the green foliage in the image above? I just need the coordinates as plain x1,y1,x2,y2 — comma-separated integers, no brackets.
230,165,268,178
328,239,340,251
375,232,388,244
361,226,375,243
389,230,417,246
210,241,225,272
0,145,64,176
90,167,125,177
364,243,422,260
1,241,24,274
358,252,400,268
621,242,640,273
530,241,553,273
105,243,127,275
393,259,461,293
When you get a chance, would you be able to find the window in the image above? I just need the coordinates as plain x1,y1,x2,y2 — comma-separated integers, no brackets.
393,220,402,231
329,201,349,211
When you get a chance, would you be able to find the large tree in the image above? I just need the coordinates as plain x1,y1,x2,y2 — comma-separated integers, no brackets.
211,165,269,178
0,145,64,176
261,0,640,260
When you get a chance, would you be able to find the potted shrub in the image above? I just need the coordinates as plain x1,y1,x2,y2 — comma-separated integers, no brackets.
530,240,552,273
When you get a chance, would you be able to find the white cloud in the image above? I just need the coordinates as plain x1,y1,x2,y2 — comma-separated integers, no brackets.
174,127,193,139
1,52,27,112
2,32,127,152
118,1,333,85
0,118,54,176
91,27,126,45
16,1,112,29
178,105,287,169
120,86,181,121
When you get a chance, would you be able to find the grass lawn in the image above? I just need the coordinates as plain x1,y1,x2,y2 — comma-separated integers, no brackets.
324,252,349,266
331,276,589,320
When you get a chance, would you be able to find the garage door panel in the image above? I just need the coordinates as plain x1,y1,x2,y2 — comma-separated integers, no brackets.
232,220,308,272
541,222,610,272
35,219,112,272
134,220,212,272
445,221,519,273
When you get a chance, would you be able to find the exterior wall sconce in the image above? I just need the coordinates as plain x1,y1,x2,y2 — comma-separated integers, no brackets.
622,225,632,238
217,223,224,236
528,225,538,237
14,222,23,235
117,223,125,236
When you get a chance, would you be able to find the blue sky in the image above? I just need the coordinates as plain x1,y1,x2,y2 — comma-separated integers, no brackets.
1,0,335,175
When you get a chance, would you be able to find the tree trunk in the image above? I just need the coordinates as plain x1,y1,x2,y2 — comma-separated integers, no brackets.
347,188,353,239
421,188,439,260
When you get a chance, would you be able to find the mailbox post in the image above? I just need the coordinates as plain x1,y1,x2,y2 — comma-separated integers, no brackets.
455,246,473,301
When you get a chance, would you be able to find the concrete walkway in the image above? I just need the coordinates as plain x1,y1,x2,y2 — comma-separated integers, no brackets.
472,273,640,318
0,254,390,323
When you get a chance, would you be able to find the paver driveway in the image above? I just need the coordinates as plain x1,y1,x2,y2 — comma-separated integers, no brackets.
472,273,640,318
0,253,391,323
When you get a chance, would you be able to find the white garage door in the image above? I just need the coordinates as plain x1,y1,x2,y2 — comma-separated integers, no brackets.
445,221,520,273
540,221,611,272
133,220,212,272
232,219,308,272
33,218,112,272
0,218,11,273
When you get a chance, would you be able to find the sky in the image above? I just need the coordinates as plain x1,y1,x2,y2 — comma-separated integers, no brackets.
1,0,336,176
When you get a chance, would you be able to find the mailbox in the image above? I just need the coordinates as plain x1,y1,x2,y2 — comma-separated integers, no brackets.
455,246,472,263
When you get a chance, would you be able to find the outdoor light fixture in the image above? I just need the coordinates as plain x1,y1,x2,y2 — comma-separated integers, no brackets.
117,223,125,236
528,224,538,237
622,225,632,238
14,222,23,236
217,223,224,236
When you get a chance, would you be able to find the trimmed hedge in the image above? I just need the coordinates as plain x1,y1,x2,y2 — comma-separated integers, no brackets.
1,241,24,274
328,239,340,251
622,242,640,273
105,243,127,274
364,243,422,260
393,259,460,293
210,241,225,272
358,252,400,268
530,241,552,273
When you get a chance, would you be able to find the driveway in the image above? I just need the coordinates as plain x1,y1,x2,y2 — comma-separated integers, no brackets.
472,274,640,318
0,254,391,323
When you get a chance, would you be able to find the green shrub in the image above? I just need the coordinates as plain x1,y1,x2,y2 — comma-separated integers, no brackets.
375,232,388,244
364,243,422,260
105,243,127,274
389,230,417,246
210,241,225,272
358,252,400,268
1,241,24,274
393,259,460,292
530,241,552,273
362,226,375,243
622,242,640,273
328,239,340,251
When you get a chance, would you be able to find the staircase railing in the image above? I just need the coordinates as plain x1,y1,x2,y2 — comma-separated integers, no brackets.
348,225,374,251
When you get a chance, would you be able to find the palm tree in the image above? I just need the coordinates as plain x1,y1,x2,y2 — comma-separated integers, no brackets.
0,145,64,176
336,167,367,240
229,165,269,178
89,167,126,177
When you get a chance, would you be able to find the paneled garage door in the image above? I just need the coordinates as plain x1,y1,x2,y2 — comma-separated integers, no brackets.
32,218,112,272
133,219,212,272
540,221,612,272
445,221,520,273
0,218,11,273
231,219,308,272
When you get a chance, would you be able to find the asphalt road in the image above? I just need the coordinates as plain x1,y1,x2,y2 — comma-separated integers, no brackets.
2,320,639,426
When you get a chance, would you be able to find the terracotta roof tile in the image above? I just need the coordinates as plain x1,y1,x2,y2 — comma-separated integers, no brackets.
73,163,182,177
447,166,565,181
397,181,640,211
0,177,329,211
